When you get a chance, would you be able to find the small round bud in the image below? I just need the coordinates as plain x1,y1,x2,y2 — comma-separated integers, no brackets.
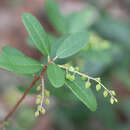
37,95,41,98
96,84,101,91
37,105,42,111
75,67,79,71
110,90,116,96
114,98,118,103
41,108,46,115
36,85,41,91
82,75,87,80
35,111,39,117
95,77,101,82
69,75,75,81
103,90,108,98
66,73,71,80
36,98,41,104
110,97,114,104
85,81,91,88
45,99,50,105
69,66,74,71
45,90,50,97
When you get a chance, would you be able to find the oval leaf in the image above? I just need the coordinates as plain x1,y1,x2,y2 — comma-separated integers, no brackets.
2,46,24,56
22,13,50,56
45,0,68,34
47,63,65,88
65,76,97,111
0,54,42,74
56,31,89,58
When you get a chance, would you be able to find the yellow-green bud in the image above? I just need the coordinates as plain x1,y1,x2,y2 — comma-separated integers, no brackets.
41,108,46,115
45,99,50,105
96,84,101,91
37,105,42,111
114,98,118,103
103,90,108,98
110,90,116,96
110,97,114,104
45,90,50,97
36,98,41,104
95,77,101,82
85,81,91,88
66,73,71,80
69,66,74,71
82,75,87,80
35,111,39,117
36,85,41,91
69,75,75,81
75,67,79,71
37,95,41,98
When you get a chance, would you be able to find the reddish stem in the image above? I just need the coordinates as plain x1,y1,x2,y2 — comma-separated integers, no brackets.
0,65,47,129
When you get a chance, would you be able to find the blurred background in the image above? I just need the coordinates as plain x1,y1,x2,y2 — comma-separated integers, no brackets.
0,0,130,130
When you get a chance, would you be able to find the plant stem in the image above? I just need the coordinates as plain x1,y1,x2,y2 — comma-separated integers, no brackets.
0,65,47,130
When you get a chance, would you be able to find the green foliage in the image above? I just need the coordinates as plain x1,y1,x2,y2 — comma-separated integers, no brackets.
56,31,89,58
2,46,24,56
66,8,96,33
22,13,50,56
65,76,97,111
45,0,68,34
0,54,42,74
47,63,65,88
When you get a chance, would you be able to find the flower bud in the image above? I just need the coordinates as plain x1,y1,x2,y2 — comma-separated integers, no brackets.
103,90,108,98
110,97,114,104
41,108,46,115
45,90,50,97
37,105,42,111
82,75,87,80
95,77,101,82
69,75,75,81
85,81,91,88
35,111,39,117
110,90,116,96
36,98,41,104
36,85,41,91
66,73,71,80
45,99,50,105
37,95,41,98
96,84,101,91
69,66,74,71
75,67,79,71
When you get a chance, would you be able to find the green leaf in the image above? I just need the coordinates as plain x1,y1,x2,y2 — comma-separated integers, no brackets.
0,54,42,74
47,63,65,88
66,8,96,33
65,76,97,111
45,0,68,34
56,31,89,58
2,46,24,56
22,13,50,56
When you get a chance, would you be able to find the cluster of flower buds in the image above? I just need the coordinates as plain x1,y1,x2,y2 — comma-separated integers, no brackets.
65,66,80,81
63,64,118,105
35,84,50,117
